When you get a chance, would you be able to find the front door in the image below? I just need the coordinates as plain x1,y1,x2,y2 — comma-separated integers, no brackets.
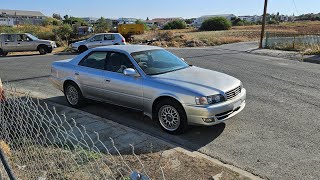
101,51,144,110
2,34,16,52
16,34,35,51
76,51,108,100
86,35,103,49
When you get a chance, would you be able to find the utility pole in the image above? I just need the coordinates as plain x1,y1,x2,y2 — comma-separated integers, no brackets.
259,0,268,48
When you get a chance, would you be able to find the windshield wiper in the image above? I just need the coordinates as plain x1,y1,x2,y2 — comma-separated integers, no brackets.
148,66,189,76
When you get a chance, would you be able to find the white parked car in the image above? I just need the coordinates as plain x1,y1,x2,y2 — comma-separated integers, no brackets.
71,33,126,53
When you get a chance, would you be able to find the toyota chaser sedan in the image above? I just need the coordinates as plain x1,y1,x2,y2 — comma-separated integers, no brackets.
50,45,246,134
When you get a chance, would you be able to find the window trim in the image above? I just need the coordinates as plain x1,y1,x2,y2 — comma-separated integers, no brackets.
78,51,108,70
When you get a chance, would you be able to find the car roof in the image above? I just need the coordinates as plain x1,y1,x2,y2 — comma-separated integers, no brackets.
93,45,163,54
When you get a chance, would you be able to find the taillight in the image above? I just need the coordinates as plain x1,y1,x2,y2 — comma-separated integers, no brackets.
122,39,125,42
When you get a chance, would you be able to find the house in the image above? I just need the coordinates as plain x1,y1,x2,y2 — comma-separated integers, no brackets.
0,9,45,25
238,15,262,22
193,14,236,27
117,18,137,24
81,17,99,24
0,18,14,26
149,17,183,28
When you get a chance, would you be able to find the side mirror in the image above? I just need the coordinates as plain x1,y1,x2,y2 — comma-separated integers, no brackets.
123,68,139,77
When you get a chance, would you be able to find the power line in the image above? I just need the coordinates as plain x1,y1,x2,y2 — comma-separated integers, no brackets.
291,0,299,15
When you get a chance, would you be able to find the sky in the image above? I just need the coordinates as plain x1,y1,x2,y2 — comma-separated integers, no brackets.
1,0,319,19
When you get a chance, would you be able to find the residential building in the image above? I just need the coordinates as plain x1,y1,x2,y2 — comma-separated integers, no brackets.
149,17,183,27
238,15,262,22
0,18,14,26
0,9,45,25
117,18,137,24
81,17,99,24
193,14,236,27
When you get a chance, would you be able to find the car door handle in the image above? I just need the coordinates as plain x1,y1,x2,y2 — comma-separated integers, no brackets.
75,72,79,75
17,43,21,44
4,43,8,45
105,79,111,82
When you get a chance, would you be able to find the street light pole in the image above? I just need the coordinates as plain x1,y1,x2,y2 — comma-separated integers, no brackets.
259,0,268,48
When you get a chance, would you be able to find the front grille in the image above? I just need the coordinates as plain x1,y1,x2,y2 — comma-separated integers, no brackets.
225,86,241,100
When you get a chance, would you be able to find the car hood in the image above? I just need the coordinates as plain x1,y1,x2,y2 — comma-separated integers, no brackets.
153,66,241,95
73,40,87,45
37,39,55,44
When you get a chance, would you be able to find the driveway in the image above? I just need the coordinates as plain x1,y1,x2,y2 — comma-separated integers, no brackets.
1,43,320,179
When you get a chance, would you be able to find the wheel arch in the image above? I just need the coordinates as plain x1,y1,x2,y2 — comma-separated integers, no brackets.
63,79,82,92
152,95,184,119
37,44,48,50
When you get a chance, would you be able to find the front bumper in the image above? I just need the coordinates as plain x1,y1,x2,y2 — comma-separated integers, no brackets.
184,88,246,126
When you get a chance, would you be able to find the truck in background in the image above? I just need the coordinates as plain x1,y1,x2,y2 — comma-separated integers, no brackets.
0,33,56,56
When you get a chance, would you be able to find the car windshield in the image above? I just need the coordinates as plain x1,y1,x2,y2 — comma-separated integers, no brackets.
131,49,189,75
26,34,39,40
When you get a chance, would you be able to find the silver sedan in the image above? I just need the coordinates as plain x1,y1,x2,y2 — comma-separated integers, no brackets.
50,45,246,134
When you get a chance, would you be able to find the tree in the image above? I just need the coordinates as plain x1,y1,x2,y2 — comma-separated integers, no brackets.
146,17,149,21
53,13,62,20
53,24,73,41
95,17,110,33
163,20,187,30
43,17,62,26
135,19,149,30
200,17,231,31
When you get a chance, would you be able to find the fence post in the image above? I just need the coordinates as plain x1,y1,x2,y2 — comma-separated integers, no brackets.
293,35,296,50
0,146,16,180
265,32,269,48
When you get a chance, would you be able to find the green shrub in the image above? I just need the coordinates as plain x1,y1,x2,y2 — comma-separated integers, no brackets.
163,20,187,30
200,17,232,31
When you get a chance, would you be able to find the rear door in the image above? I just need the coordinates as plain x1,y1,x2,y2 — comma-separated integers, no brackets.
16,34,35,51
2,34,16,52
102,34,115,46
86,35,103,49
76,51,107,100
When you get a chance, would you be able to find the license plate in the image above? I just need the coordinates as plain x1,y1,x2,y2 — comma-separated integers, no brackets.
233,100,242,109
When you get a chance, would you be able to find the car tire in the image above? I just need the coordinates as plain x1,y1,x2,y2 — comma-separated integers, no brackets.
64,82,86,108
38,46,47,55
78,46,88,53
0,49,8,57
155,98,189,134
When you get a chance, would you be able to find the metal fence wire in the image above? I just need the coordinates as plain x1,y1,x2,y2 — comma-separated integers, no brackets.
264,32,320,51
0,83,158,180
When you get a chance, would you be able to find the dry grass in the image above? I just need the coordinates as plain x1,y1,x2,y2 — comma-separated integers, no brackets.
133,21,320,48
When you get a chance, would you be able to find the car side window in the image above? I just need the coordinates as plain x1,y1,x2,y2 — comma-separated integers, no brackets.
105,52,134,73
104,34,115,41
79,51,107,70
4,34,15,42
91,35,103,42
17,34,31,41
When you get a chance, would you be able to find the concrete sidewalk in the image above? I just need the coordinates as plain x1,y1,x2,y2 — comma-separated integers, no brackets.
47,100,262,180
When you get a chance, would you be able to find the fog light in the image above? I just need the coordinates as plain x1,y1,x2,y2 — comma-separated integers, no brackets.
202,118,215,123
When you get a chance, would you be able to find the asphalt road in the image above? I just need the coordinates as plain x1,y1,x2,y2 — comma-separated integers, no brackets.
1,42,320,179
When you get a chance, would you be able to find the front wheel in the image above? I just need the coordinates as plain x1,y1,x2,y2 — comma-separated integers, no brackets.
64,83,86,108
155,99,189,134
38,46,47,55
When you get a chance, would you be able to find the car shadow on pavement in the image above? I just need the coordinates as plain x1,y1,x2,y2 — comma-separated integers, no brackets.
45,95,226,153
0,53,41,58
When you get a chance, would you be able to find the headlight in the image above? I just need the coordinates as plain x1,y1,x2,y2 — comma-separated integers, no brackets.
195,94,225,105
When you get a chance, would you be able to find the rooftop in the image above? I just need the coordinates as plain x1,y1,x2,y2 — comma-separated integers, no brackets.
0,9,45,17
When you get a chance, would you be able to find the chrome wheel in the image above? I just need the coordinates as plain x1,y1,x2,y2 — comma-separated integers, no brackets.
158,105,180,131
66,86,79,105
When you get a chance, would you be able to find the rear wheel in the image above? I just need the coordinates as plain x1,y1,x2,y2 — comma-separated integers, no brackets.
155,98,189,134
38,46,47,55
64,82,86,108
0,49,8,57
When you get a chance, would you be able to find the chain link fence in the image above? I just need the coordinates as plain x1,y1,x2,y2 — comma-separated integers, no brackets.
0,83,161,180
264,32,320,52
